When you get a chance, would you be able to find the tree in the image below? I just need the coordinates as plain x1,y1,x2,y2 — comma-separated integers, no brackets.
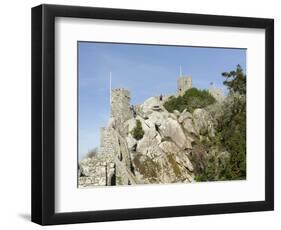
193,65,247,181
218,94,246,179
222,64,246,95
131,119,144,140
220,65,246,178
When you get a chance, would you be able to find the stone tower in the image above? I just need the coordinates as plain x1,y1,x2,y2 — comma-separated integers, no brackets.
177,76,192,96
111,88,133,124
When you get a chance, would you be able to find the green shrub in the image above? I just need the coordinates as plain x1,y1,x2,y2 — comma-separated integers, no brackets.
218,95,246,179
133,154,160,182
85,147,98,158
193,95,246,181
163,88,216,113
193,147,234,182
131,119,144,140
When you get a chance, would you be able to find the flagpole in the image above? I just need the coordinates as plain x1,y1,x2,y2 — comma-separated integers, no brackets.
180,65,182,76
109,72,112,106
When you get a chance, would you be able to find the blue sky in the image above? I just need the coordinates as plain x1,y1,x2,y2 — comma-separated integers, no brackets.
78,42,246,159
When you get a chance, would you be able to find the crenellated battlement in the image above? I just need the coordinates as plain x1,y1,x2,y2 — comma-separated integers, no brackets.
111,88,130,99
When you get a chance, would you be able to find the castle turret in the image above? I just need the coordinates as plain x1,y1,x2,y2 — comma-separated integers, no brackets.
177,76,192,96
111,88,133,124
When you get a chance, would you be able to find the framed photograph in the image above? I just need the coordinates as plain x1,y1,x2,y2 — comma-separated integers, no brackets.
31,4,274,225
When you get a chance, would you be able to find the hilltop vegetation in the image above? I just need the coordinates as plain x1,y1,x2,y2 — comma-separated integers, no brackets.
163,88,216,113
131,119,145,140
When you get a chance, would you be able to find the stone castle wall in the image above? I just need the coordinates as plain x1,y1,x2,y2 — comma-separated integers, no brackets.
78,157,116,187
79,162,107,187
208,88,224,102
99,126,119,158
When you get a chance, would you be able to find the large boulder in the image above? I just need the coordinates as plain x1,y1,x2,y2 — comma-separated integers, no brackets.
140,97,161,118
126,135,137,151
158,118,192,150
173,110,181,117
178,109,192,123
182,118,196,135
175,152,194,172
136,128,162,158
145,110,169,128
193,108,215,137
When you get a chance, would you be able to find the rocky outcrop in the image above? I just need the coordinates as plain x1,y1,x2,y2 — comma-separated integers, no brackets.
193,108,215,137
158,118,191,149
79,93,219,187
136,128,162,158
178,109,192,123
139,97,162,118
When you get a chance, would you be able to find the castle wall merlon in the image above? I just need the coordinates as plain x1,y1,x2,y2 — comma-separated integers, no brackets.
112,88,130,97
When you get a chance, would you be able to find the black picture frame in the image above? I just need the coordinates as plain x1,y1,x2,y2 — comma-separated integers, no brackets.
31,4,274,225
